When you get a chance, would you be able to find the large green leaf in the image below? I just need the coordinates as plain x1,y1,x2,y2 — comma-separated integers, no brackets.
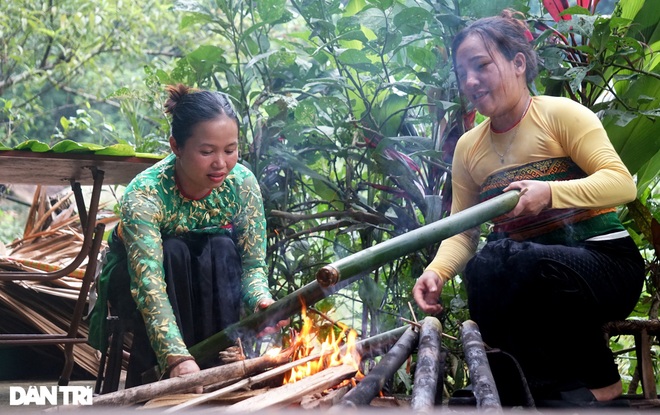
3,140,163,159
602,0,660,185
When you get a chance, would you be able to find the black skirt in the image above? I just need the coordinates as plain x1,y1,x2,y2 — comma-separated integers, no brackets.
464,235,644,399
105,230,243,387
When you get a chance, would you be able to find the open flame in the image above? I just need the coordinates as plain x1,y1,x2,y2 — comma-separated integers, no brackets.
283,304,361,384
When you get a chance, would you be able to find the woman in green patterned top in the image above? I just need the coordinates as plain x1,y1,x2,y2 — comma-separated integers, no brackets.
90,84,283,388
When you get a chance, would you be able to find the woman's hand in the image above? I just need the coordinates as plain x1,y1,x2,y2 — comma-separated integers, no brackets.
503,180,551,217
412,270,445,315
167,355,202,394
256,298,290,337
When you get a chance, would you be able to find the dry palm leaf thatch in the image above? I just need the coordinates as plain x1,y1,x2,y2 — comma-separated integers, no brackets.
0,184,119,378
0,280,100,376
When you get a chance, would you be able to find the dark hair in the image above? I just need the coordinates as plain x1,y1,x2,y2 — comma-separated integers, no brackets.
163,84,239,147
451,9,538,85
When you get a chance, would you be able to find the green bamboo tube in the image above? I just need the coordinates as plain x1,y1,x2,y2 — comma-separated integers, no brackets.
316,190,520,287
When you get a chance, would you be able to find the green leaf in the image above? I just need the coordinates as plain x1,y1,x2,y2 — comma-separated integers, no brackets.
312,178,343,210
256,0,287,23
337,49,378,72
51,140,100,153
358,276,384,312
60,116,70,130
392,7,433,36
94,144,137,156
14,140,51,152
407,45,437,71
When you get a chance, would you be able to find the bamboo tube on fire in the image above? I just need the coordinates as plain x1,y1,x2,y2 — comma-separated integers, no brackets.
338,325,420,407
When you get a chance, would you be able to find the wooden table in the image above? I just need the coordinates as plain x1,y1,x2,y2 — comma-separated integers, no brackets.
0,150,158,385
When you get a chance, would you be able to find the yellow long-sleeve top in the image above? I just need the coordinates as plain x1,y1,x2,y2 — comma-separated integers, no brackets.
426,95,636,282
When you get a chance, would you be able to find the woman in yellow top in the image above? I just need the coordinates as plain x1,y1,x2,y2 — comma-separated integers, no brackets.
412,10,644,407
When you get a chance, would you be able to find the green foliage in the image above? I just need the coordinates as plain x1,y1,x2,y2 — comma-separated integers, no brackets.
0,205,26,245
0,0,195,152
4,0,660,399
534,0,660,193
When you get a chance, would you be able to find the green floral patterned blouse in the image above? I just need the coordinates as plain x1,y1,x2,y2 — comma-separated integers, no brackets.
118,153,271,370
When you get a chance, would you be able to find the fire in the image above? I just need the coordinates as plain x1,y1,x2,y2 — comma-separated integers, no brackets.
283,305,361,384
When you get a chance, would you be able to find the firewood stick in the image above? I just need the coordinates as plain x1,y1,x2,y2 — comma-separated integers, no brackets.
337,325,420,407
93,349,292,406
460,320,501,410
399,317,458,341
300,384,350,409
410,317,444,412
227,364,357,412
165,325,408,412
407,301,418,324
163,349,330,413
399,317,421,328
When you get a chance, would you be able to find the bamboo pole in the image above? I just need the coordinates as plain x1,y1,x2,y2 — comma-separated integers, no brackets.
188,275,364,366
410,317,444,412
316,190,521,287
461,320,501,412
93,350,293,406
338,325,419,407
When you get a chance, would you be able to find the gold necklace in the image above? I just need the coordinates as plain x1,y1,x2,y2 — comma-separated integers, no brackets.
489,97,531,164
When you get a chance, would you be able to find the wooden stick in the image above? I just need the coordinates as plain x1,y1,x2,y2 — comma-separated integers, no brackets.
411,317,444,412
399,317,421,328
338,325,419,407
163,350,329,413
399,317,457,341
407,301,418,324
226,364,357,412
300,384,350,409
93,350,292,406
460,320,501,410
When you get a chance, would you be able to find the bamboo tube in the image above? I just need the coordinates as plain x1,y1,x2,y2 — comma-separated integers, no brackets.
338,325,419,407
316,190,521,287
410,316,444,412
188,275,364,366
461,320,501,411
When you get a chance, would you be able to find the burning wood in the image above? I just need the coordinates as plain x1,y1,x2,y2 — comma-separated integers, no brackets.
338,325,419,408
158,325,408,412
227,364,358,412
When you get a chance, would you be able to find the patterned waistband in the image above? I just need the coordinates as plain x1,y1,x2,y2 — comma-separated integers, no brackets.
480,157,621,243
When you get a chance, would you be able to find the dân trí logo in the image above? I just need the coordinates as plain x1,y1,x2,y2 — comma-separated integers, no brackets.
9,386,93,406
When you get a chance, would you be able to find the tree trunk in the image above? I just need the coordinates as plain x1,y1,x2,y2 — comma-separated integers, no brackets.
461,320,501,411
410,316,444,412
338,325,419,407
